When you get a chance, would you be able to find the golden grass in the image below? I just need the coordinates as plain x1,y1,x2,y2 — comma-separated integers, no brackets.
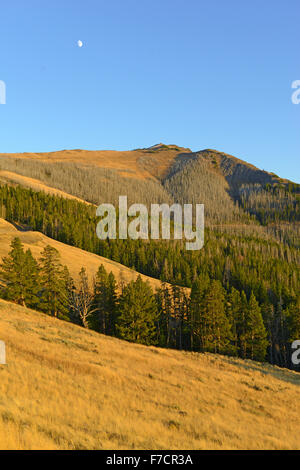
0,218,164,290
0,147,187,181
0,299,299,450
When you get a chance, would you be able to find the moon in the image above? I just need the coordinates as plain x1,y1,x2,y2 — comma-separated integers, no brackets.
77,40,83,48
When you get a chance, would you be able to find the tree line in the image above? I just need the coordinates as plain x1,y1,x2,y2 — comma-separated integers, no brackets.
1,237,299,370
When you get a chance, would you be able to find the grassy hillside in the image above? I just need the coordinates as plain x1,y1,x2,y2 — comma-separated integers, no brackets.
0,298,300,450
0,145,191,181
0,218,164,290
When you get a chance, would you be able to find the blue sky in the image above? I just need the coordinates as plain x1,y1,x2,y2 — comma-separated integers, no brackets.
0,0,299,182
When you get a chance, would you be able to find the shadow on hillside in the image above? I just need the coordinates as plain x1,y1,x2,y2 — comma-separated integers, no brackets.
224,164,275,200
224,356,300,387
162,152,198,181
10,221,32,232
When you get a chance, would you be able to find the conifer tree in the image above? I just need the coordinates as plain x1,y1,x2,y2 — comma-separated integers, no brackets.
156,282,172,347
226,287,241,356
0,238,39,307
61,266,77,323
23,249,40,309
236,291,248,358
271,299,289,367
287,297,300,342
189,274,210,351
39,245,68,318
245,292,268,361
116,276,158,345
91,265,117,335
170,284,189,350
262,302,275,364
200,280,232,354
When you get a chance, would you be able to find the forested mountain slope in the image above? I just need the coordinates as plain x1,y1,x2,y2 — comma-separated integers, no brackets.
0,145,298,371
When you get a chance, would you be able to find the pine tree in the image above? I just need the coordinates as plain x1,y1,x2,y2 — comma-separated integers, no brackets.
61,266,77,323
200,280,232,354
226,287,241,356
272,299,289,367
287,297,300,342
189,274,210,351
116,276,158,345
262,302,275,364
170,284,189,350
156,282,172,347
39,245,68,318
0,238,39,307
91,265,117,335
245,292,268,361
23,249,40,309
236,291,248,358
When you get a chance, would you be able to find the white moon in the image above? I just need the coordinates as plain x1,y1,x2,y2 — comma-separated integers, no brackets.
77,40,83,48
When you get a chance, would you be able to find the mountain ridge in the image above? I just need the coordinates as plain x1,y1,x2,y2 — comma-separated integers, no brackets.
0,145,297,184
0,145,298,245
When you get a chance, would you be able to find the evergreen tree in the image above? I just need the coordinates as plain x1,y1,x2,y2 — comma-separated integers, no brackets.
236,291,248,358
271,299,289,367
226,287,241,356
200,280,232,354
0,238,39,307
262,302,275,364
91,265,117,335
62,266,79,324
287,297,300,342
170,284,189,350
23,249,41,309
245,292,268,361
156,282,172,347
116,276,158,345
39,245,68,318
189,274,210,351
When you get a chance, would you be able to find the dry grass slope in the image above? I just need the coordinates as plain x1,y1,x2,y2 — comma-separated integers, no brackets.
0,146,189,181
0,218,163,290
0,299,299,450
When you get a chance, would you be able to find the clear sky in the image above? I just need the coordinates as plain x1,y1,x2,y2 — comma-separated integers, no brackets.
0,0,299,182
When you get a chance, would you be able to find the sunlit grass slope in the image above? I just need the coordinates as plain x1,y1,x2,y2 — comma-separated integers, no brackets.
0,218,163,290
0,298,299,450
